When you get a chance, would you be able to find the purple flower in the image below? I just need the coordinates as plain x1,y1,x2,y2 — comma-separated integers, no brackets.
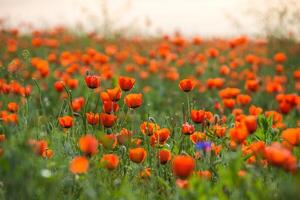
195,141,211,151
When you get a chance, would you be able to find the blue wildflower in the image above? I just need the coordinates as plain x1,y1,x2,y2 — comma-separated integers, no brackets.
195,141,212,151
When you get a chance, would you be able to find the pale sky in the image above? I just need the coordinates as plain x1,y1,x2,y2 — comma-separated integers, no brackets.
0,0,268,36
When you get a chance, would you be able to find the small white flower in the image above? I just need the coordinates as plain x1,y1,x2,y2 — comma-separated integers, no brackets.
41,169,52,178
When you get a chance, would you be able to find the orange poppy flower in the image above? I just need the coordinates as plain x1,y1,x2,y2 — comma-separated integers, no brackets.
212,144,222,155
233,109,244,119
118,76,136,91
207,48,219,58
0,134,5,142
182,122,195,135
158,149,172,164
223,98,236,110
99,98,116,112
237,94,252,105
281,128,300,146
245,54,258,65
264,143,297,172
279,101,292,114
54,81,64,92
273,52,287,63
100,113,117,128
42,149,54,159
249,141,265,155
129,147,147,163
229,124,248,143
79,134,98,155
140,167,151,179
124,93,143,109
58,116,73,128
67,79,78,90
7,102,18,113
190,132,206,144
28,139,48,156
72,97,85,112
86,112,100,125
172,155,195,179
244,115,257,133
153,128,170,144
249,105,263,116
100,91,111,102
179,79,196,92
219,65,230,75
219,88,241,99
100,154,119,170
85,75,100,89
69,156,89,174
293,69,300,80
140,122,160,136
20,86,32,97
213,125,226,137
206,78,224,89
3,113,18,124
107,87,122,102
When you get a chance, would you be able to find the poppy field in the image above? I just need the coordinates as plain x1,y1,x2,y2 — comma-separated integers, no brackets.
0,28,300,200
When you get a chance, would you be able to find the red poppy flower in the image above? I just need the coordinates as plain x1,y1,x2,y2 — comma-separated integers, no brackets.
58,116,73,128
158,149,172,164
85,75,100,89
179,79,195,92
100,113,117,128
86,112,100,125
191,109,205,124
118,76,136,91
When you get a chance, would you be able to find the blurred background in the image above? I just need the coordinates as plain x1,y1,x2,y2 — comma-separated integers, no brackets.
0,0,300,38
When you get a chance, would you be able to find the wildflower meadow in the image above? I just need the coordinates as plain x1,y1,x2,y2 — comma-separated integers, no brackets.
0,24,300,199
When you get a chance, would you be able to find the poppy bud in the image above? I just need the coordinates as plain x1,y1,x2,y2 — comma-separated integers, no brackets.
100,154,119,170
